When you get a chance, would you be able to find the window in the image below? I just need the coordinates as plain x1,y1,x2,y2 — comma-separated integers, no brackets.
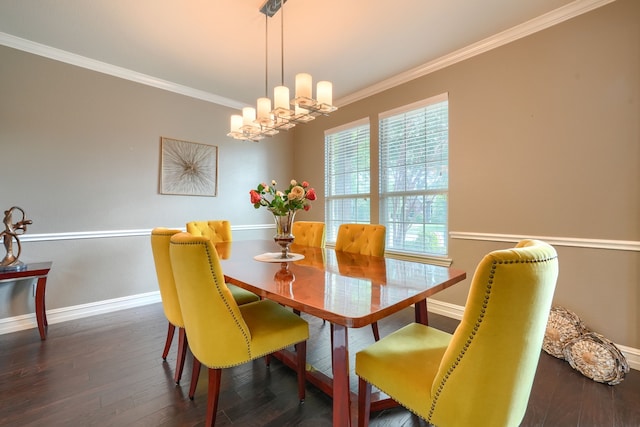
379,94,449,256
324,119,370,242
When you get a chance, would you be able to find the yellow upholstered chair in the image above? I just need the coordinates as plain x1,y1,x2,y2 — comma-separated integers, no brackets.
292,221,326,248
186,220,258,305
186,220,233,243
356,240,559,427
334,223,386,256
150,227,188,384
169,232,309,426
335,223,386,340
151,227,259,387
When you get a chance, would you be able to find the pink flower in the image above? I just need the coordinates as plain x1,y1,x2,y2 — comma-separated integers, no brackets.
249,189,261,204
306,188,317,201
302,181,310,188
304,204,311,211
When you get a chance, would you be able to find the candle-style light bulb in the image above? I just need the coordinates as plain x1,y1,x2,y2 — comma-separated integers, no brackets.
317,81,333,106
274,86,290,111
242,107,256,126
257,98,271,121
295,73,312,99
230,114,243,132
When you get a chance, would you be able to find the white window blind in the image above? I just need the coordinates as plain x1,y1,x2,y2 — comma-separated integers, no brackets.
379,94,449,256
324,119,370,243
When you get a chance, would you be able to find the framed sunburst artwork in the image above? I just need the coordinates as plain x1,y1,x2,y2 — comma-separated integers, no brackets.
160,137,218,196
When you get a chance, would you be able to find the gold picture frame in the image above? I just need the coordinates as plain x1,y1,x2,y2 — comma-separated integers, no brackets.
160,137,218,196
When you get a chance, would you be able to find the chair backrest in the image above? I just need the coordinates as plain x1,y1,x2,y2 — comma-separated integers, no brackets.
292,221,326,247
169,232,252,368
428,239,559,427
150,227,183,328
186,220,232,242
334,223,386,256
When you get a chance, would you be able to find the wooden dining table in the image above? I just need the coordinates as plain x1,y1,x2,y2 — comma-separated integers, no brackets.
215,240,466,427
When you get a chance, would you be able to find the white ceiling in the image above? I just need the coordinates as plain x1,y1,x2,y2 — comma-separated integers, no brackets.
0,0,610,109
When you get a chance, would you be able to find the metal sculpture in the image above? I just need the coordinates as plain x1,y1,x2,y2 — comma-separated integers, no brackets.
1,206,32,270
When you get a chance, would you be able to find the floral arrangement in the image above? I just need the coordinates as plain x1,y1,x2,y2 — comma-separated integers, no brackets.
250,179,317,216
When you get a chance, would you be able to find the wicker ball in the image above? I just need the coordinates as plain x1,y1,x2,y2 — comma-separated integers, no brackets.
543,306,589,359
563,332,630,385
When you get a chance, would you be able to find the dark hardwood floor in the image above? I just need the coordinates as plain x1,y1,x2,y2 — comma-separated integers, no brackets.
0,303,638,426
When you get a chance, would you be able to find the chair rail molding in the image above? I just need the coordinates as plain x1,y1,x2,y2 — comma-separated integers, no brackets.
20,228,639,253
450,231,640,252
19,224,274,243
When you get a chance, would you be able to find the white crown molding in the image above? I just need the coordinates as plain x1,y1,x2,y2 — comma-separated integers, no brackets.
335,0,616,107
1,0,614,110
0,32,246,110
450,231,640,252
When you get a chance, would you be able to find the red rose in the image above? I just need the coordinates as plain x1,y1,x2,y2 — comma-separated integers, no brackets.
304,204,311,211
306,188,317,201
302,181,310,188
250,189,261,204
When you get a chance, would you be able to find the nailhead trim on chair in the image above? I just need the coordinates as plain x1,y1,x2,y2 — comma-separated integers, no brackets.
202,242,253,363
426,255,558,422
177,239,253,366
196,239,307,368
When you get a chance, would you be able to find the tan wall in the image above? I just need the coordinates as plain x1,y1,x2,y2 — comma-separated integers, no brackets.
0,45,293,316
293,0,639,347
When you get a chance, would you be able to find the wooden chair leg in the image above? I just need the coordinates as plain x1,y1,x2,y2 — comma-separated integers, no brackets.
330,323,333,349
358,377,372,427
295,341,307,402
174,327,188,384
162,322,175,360
371,322,380,341
189,356,201,400
206,368,222,427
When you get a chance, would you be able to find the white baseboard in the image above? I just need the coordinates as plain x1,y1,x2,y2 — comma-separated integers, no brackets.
426,298,465,319
1,292,637,372
0,291,161,335
426,298,640,372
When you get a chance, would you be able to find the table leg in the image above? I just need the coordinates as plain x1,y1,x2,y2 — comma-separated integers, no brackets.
35,276,48,340
415,299,429,325
331,323,351,427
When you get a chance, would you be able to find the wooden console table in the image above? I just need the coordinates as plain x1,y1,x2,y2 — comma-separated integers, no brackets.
0,262,52,340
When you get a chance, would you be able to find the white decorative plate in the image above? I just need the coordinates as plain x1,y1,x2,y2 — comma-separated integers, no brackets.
253,252,305,263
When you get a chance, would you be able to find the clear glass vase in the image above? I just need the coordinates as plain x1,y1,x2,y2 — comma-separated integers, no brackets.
272,210,296,259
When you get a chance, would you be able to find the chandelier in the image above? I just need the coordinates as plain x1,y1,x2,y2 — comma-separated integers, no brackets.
227,0,337,142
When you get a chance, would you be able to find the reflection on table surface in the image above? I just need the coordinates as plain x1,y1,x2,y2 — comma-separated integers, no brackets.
214,240,466,328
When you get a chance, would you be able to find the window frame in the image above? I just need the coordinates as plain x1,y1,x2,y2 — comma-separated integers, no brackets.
379,93,450,259
324,118,371,244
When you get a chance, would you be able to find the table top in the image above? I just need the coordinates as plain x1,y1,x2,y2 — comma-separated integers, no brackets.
216,240,466,328
0,261,52,281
